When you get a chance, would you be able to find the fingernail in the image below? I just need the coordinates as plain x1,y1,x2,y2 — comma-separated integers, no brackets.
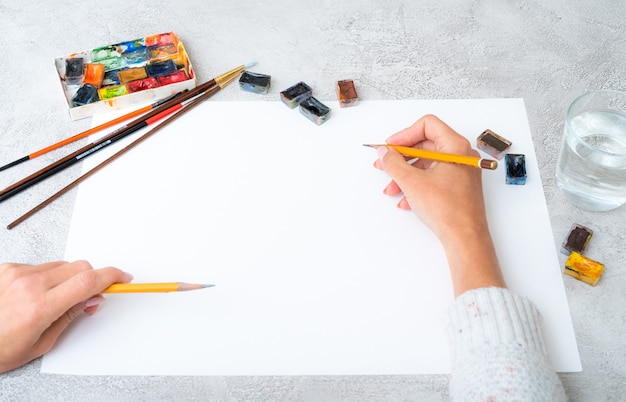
397,198,411,210
124,272,134,281
383,182,392,195
85,295,105,308
377,146,388,159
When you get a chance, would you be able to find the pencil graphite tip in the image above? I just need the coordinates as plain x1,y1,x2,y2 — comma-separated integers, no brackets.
175,283,215,292
244,61,256,68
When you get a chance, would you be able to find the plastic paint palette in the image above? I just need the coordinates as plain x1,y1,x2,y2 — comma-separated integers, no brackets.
54,32,197,120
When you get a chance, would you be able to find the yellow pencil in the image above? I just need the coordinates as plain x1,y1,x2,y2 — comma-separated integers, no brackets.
103,282,214,293
363,144,498,170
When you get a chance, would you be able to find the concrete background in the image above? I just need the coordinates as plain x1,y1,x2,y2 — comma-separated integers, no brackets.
0,0,624,400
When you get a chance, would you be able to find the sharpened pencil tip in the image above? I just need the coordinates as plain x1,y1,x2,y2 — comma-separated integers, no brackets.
202,284,215,288
244,61,256,68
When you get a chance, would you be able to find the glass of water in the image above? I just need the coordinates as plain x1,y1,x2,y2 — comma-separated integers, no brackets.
555,90,626,211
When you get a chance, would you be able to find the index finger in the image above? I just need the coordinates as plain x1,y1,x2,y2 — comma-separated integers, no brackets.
386,114,464,154
45,267,132,320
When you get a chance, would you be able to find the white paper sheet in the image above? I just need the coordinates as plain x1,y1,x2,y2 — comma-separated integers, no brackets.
42,99,581,375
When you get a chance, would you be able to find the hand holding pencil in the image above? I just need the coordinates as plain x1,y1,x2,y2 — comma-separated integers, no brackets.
373,114,505,297
0,260,212,374
0,260,133,373
372,114,492,240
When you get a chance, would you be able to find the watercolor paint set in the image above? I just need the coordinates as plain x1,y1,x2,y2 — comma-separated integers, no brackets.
54,32,196,120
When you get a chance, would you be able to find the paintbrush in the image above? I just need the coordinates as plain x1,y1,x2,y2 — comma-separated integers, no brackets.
0,92,186,172
7,67,242,229
0,62,255,205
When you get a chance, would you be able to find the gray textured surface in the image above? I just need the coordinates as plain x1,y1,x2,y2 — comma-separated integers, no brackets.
0,0,624,400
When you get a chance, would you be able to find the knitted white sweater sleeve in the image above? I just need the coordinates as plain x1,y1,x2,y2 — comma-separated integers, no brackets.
444,287,567,401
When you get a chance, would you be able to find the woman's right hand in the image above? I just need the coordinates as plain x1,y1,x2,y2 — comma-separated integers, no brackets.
374,114,505,296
